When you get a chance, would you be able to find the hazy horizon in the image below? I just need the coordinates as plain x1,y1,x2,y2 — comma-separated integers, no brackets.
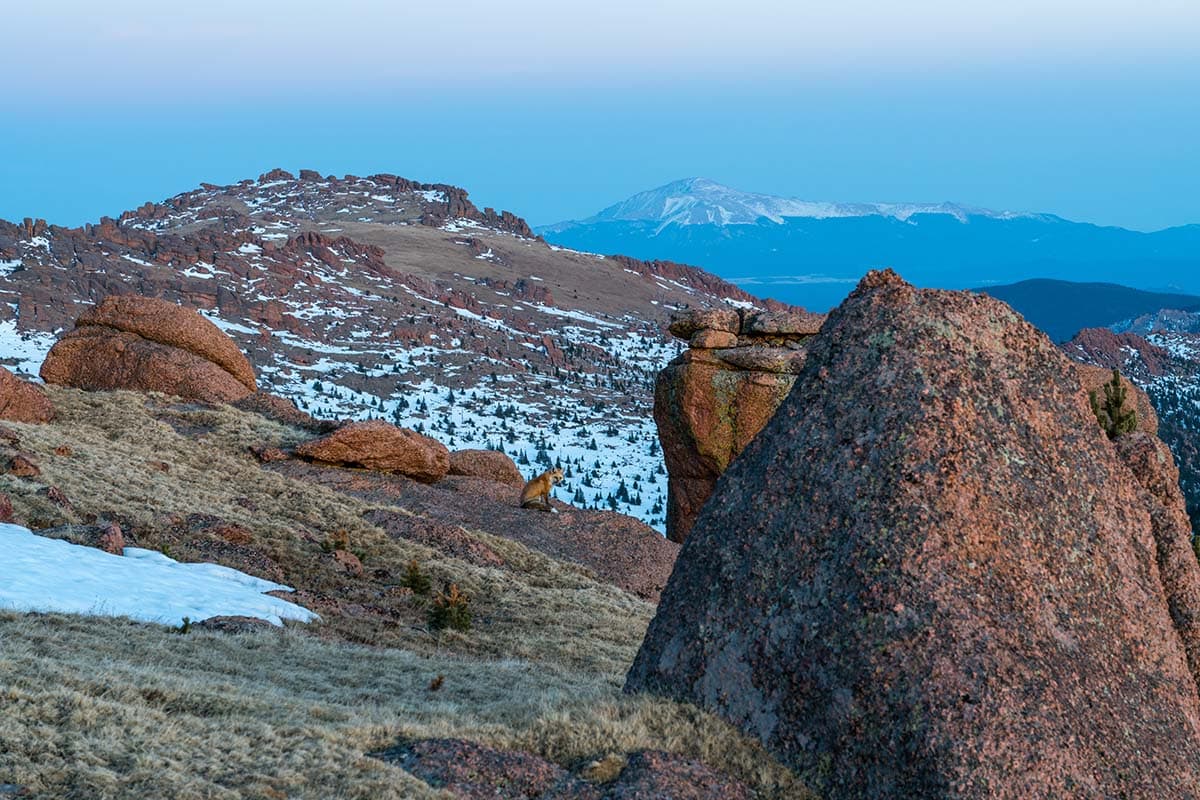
2,0,1197,231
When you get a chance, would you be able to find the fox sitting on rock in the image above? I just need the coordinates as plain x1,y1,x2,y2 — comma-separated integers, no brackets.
520,468,563,512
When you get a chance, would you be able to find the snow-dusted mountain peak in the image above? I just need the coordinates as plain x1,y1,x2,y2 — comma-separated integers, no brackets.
576,178,1038,231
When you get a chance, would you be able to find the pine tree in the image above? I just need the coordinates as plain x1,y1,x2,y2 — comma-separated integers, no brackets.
1090,368,1138,439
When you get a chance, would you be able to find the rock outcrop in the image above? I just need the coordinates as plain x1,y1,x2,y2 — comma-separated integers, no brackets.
654,307,824,542
1065,326,1173,377
627,270,1200,798
447,448,524,486
294,420,450,483
0,367,54,423
40,296,257,404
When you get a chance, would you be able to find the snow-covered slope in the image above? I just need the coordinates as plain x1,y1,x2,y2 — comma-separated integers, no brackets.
556,177,1040,233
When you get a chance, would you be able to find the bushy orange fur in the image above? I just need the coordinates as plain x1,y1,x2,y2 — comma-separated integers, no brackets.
520,468,563,511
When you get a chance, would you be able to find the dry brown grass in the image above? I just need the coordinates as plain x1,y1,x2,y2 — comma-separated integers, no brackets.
0,388,812,798
2,387,648,673
0,612,808,799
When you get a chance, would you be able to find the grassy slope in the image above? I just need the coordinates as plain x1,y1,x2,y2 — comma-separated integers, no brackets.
0,387,809,799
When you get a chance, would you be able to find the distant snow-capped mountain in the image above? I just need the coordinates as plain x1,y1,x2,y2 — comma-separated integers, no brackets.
545,177,1042,234
538,178,1200,312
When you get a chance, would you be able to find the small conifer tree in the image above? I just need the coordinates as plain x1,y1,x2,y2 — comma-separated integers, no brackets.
400,559,432,595
1090,368,1138,439
429,583,471,632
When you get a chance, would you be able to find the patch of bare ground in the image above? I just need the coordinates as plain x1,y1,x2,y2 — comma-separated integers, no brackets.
0,387,809,799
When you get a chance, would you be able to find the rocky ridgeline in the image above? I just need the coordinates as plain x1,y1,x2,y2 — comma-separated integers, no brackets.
655,306,824,542
117,168,535,238
629,270,1200,798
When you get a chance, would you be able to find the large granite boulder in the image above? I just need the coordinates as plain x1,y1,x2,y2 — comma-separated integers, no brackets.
448,448,524,486
40,296,257,403
0,367,54,423
294,420,450,483
627,270,1200,798
655,307,824,542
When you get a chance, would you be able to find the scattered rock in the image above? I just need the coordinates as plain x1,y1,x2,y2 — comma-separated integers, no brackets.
249,444,291,463
628,270,1200,798
34,523,122,554
97,522,125,555
53,445,73,457
448,449,523,485
0,366,54,423
271,460,677,601
0,425,20,447
40,296,257,404
211,522,253,545
332,549,363,577
668,309,740,338
371,740,752,800
295,420,450,483
372,738,600,800
7,453,40,477
194,615,274,634
604,751,751,800
1065,327,1173,377
38,485,72,508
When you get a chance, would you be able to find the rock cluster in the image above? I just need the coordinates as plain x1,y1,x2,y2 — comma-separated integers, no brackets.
654,306,824,542
40,296,257,404
629,270,1200,798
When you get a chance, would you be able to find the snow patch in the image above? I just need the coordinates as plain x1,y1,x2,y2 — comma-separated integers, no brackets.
0,524,317,627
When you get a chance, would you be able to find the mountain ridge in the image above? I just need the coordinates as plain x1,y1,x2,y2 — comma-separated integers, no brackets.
541,177,1052,233
538,179,1200,311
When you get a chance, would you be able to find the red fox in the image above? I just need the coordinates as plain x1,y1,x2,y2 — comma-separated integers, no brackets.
520,467,563,511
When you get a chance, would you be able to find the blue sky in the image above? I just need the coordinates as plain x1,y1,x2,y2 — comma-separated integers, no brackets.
2,0,1197,230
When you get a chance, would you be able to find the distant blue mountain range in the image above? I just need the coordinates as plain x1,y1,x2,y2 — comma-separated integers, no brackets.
538,178,1200,312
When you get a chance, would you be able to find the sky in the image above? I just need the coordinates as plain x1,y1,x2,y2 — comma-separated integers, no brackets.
1,0,1198,231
